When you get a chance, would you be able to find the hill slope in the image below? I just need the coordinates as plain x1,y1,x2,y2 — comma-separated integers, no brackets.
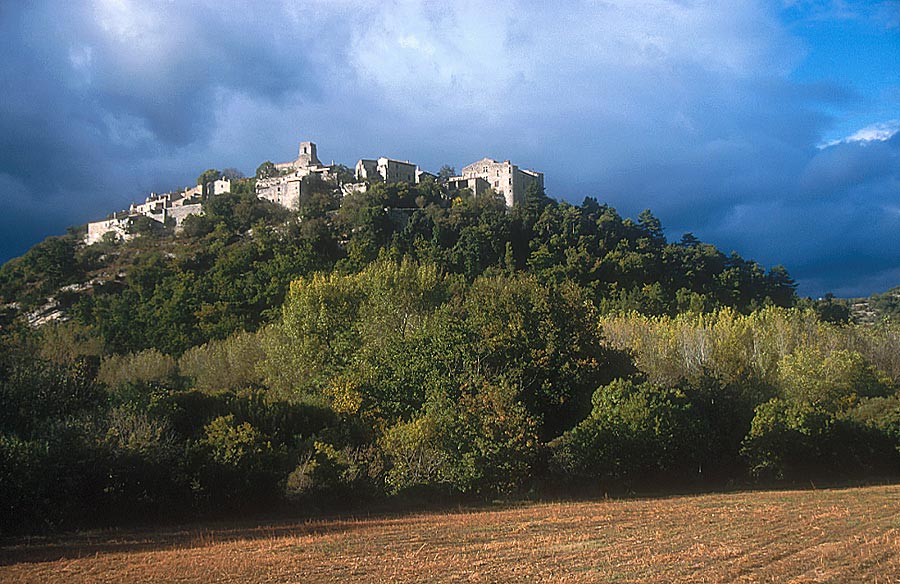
0,177,797,353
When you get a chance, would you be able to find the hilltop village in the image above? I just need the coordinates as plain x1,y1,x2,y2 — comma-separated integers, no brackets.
85,141,544,245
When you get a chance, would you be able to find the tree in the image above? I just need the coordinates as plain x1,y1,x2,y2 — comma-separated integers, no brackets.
21,236,80,293
638,209,663,239
197,168,222,186
437,165,456,181
127,216,165,238
197,169,222,197
766,265,797,307
221,168,245,180
523,181,551,211
255,161,276,180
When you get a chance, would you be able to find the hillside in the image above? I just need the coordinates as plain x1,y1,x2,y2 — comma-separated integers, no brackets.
0,171,796,351
3,168,900,536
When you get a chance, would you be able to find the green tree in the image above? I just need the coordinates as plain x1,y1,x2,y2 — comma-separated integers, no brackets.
197,168,222,197
255,161,277,179
437,165,456,181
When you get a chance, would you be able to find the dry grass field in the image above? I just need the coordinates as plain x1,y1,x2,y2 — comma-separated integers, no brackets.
2,484,899,583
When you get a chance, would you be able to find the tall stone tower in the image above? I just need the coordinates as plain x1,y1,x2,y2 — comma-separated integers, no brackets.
297,142,322,167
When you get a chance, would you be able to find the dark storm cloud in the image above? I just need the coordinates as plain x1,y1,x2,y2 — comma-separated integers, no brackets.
1,0,897,298
0,1,343,260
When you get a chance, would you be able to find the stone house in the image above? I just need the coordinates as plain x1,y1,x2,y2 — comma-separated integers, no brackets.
416,168,437,183
209,178,232,196
455,158,544,208
274,141,329,173
356,157,417,184
257,141,334,210
85,177,230,244
446,176,490,197
85,213,135,245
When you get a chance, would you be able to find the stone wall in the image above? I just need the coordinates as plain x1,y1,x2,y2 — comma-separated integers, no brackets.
167,203,204,228
86,216,131,245
257,175,303,210
460,158,543,207
355,157,418,184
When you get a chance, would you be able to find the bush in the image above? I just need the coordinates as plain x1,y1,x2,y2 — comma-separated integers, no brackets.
741,398,899,482
551,376,758,487
285,441,384,503
190,414,287,509
777,348,890,411
381,416,452,493
380,381,539,497
102,406,188,518
179,331,265,392
98,349,178,391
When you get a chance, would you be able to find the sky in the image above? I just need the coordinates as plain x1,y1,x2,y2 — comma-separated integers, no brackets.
0,0,898,298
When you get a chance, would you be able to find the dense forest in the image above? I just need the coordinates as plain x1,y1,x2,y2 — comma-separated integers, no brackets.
2,174,899,534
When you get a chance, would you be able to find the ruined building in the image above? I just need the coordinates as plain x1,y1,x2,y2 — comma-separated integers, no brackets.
84,179,230,245
256,141,334,210
452,158,544,208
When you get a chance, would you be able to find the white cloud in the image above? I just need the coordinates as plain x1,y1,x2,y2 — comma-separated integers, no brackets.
343,0,800,120
820,120,900,147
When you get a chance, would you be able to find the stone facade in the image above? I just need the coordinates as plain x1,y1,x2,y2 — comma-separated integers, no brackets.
416,168,437,183
341,182,368,196
257,174,304,209
274,141,324,172
183,184,203,199
166,203,204,227
85,213,134,245
86,177,228,244
210,178,231,196
257,141,334,210
355,157,418,184
446,176,490,197
457,158,544,208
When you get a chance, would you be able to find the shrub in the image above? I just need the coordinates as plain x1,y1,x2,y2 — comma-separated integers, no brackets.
179,331,265,392
191,414,287,509
98,349,178,390
285,441,384,503
551,376,758,487
741,398,899,482
102,406,188,518
381,416,452,493
776,348,890,412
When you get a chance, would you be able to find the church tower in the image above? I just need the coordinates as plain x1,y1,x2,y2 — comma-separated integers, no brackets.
297,141,322,167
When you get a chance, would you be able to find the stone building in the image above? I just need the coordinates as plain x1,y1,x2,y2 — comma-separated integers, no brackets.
274,141,327,173
455,158,544,208
209,178,232,196
85,213,136,245
257,141,334,210
85,177,229,244
416,168,437,183
446,176,490,197
355,157,418,184
166,203,204,227
256,174,304,209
